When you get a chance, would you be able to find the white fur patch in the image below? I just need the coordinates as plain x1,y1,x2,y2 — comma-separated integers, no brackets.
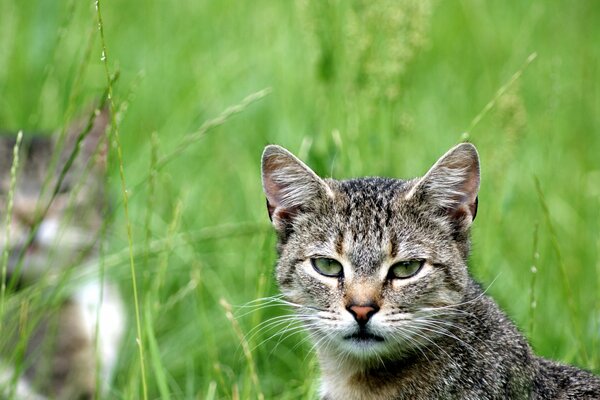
0,364,46,400
73,279,125,388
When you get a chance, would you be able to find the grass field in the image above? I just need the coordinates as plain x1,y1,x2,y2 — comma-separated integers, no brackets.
1,1,599,398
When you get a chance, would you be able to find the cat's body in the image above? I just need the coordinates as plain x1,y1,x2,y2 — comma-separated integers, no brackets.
3,282,123,400
261,143,600,400
0,110,124,399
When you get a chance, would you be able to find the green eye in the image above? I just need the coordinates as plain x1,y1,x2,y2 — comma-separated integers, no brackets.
389,260,424,279
311,258,343,277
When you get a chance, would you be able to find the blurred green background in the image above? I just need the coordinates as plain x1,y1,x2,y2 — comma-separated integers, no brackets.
1,0,599,398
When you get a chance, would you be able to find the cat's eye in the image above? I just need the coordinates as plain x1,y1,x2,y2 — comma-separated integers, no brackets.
311,258,343,277
388,260,424,279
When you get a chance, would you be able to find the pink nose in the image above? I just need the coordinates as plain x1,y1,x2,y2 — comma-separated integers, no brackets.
348,304,379,325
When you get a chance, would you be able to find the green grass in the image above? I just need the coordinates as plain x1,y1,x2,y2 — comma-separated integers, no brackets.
1,0,599,398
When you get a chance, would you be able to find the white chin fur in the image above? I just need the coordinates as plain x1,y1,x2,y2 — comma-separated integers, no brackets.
337,338,388,358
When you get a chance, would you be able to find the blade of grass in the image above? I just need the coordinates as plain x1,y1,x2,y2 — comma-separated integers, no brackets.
152,198,183,299
528,222,539,336
462,52,537,141
144,300,170,399
7,299,31,400
0,131,22,324
95,0,148,398
33,0,78,127
220,298,264,400
143,132,159,271
534,176,589,364
205,381,217,400
72,86,271,229
155,87,272,171
0,131,22,400
43,16,99,189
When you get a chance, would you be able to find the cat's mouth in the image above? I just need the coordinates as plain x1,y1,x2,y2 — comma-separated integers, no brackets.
344,331,385,343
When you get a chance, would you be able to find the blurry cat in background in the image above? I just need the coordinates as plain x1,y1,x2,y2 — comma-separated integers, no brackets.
261,143,600,400
0,108,124,400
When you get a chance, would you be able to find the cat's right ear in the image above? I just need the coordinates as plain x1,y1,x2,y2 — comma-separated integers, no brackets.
261,145,332,232
406,143,480,231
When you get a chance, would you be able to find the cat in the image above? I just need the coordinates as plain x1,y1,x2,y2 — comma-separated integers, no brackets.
0,108,124,400
261,143,600,400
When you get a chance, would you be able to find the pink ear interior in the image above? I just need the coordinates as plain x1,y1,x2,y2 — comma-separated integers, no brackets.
417,143,480,224
261,145,328,230
262,166,290,221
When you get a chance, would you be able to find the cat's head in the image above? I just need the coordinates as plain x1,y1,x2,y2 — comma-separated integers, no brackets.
0,109,110,282
261,143,480,361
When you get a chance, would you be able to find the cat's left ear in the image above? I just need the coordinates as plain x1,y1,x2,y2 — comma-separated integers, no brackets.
407,143,480,229
261,145,332,233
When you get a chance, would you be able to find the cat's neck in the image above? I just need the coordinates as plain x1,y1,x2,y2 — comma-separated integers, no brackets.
317,339,445,400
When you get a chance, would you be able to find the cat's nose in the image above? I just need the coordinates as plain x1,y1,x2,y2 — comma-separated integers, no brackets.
347,303,379,326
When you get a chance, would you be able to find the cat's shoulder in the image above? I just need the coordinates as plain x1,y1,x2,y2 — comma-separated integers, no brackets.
534,357,600,399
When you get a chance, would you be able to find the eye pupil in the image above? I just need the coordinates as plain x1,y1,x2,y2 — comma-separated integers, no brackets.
311,258,343,277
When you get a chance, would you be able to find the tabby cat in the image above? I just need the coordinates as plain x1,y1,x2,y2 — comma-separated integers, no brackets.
261,143,600,399
0,109,124,400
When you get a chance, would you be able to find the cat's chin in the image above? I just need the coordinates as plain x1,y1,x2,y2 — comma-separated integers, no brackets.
332,331,389,358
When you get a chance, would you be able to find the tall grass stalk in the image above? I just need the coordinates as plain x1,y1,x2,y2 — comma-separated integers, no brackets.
152,199,183,298
220,298,265,400
143,304,170,399
95,0,148,398
33,0,78,126
462,52,537,141
0,131,22,329
143,132,159,271
9,299,31,400
104,87,271,214
534,176,588,364
156,88,272,171
528,222,539,336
